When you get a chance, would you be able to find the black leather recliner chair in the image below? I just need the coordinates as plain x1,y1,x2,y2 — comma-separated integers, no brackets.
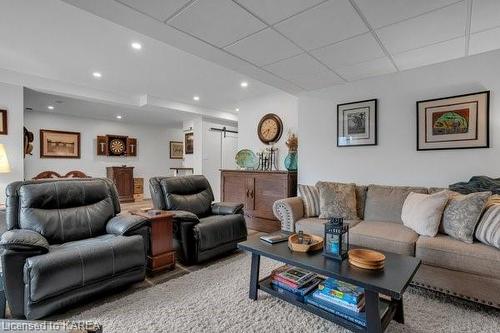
0,178,149,319
149,175,247,264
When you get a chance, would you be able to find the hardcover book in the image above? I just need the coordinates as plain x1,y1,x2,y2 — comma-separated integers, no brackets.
319,278,364,304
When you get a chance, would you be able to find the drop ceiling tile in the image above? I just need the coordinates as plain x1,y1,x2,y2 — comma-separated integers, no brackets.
353,0,460,29
234,0,324,25
471,0,500,33
335,57,396,81
376,2,467,54
117,0,191,21
275,0,368,51
224,28,303,66
469,26,500,55
393,37,465,70
168,0,266,47
264,53,344,90
311,33,385,68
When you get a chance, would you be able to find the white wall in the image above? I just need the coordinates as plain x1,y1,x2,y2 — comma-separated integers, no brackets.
238,92,298,169
182,118,203,174
299,49,500,187
24,111,183,198
0,82,23,202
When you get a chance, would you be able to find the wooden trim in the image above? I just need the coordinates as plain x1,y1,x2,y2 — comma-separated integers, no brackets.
0,109,7,135
40,129,81,158
33,170,90,179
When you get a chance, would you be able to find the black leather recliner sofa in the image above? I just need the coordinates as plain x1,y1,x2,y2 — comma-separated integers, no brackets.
0,178,149,319
149,175,247,264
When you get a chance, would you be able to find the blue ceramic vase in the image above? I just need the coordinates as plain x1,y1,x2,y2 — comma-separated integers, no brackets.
284,151,298,171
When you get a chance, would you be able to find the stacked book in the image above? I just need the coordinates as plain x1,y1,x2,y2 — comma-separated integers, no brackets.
305,278,370,327
270,266,322,302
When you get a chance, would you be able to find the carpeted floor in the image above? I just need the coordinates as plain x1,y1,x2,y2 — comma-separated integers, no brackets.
59,252,500,333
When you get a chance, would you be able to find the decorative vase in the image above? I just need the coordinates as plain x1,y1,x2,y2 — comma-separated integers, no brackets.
284,151,298,171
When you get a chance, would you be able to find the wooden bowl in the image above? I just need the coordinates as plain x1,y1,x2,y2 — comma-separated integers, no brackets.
288,234,323,252
348,249,385,270
349,258,384,270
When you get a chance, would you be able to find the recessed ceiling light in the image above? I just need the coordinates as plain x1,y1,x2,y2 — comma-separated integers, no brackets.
240,81,248,88
116,115,122,119
131,42,142,50
92,72,102,78
47,106,54,110
193,96,200,101
235,108,239,112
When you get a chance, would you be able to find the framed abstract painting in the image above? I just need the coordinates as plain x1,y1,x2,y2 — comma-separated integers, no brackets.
337,99,377,147
417,91,489,151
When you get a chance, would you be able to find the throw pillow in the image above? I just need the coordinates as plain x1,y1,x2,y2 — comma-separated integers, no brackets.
298,184,320,217
475,204,500,250
442,191,491,243
316,181,358,220
401,190,450,237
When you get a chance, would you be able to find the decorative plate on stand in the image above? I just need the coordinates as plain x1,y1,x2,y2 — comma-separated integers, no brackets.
235,149,257,169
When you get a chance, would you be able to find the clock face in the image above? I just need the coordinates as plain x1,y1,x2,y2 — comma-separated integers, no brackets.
109,138,126,155
258,114,283,144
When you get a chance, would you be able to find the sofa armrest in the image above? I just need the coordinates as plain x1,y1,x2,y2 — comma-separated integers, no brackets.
211,202,244,215
273,197,305,232
170,210,200,223
106,215,149,236
0,229,49,253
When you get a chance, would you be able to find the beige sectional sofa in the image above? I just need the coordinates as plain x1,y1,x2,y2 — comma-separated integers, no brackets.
273,184,500,308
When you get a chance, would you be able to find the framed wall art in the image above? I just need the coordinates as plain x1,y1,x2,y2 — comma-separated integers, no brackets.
0,109,7,135
337,99,377,147
417,91,489,151
170,141,183,159
40,129,81,158
185,132,194,154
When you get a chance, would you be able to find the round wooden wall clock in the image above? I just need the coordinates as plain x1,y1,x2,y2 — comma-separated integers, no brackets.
109,138,126,155
257,113,283,145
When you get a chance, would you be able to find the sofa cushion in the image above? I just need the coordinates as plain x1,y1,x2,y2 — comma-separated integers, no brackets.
441,191,491,243
349,221,419,256
401,190,450,237
295,218,360,237
298,184,320,217
159,175,215,217
196,214,247,251
25,234,144,303
18,180,116,244
475,204,500,250
416,234,500,279
364,185,428,223
316,182,358,220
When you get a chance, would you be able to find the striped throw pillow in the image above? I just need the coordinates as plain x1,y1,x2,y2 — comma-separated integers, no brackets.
475,204,500,250
298,184,320,217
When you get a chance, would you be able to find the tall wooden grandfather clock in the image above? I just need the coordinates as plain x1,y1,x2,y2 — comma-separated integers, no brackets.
106,166,134,203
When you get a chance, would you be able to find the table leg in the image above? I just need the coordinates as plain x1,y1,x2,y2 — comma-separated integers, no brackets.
365,290,382,333
394,296,404,324
249,253,260,300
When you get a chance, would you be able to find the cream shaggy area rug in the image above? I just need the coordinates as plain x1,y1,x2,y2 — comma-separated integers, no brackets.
66,253,500,333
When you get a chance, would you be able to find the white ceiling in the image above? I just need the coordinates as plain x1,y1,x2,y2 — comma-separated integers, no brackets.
66,0,500,92
0,0,282,121
23,88,208,127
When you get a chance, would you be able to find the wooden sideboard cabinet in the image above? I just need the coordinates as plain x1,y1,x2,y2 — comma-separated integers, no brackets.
106,166,135,203
220,169,297,232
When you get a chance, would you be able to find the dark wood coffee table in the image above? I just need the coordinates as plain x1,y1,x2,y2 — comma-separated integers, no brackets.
131,210,175,274
238,235,421,333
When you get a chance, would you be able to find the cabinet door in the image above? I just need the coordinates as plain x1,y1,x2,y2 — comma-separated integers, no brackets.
253,174,287,220
245,176,255,211
221,173,247,206
116,169,133,198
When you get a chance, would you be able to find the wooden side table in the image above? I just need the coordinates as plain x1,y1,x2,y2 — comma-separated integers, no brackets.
131,210,176,274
